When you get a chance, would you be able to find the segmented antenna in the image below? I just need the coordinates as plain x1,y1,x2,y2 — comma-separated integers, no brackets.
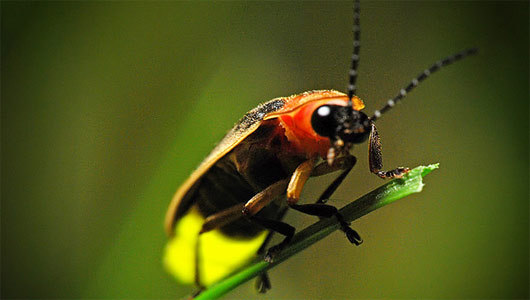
371,48,478,121
347,0,361,105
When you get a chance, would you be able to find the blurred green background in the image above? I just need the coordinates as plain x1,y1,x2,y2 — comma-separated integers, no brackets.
2,1,528,299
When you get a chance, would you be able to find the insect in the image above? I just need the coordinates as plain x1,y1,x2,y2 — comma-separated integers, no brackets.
164,0,477,293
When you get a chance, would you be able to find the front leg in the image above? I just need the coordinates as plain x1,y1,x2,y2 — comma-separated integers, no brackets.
369,122,410,179
286,157,363,247
286,157,318,204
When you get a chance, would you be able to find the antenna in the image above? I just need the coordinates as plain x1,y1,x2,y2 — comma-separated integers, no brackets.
370,48,478,121
347,0,361,106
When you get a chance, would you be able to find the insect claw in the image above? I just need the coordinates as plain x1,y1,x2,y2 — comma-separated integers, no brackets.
336,213,363,246
264,246,281,263
344,227,363,246
255,272,271,293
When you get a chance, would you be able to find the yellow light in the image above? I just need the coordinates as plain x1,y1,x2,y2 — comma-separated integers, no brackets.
164,208,267,286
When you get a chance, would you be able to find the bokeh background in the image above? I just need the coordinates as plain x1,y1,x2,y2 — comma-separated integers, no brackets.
2,1,528,299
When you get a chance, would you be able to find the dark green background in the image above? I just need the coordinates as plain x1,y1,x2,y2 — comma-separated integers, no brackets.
2,1,528,299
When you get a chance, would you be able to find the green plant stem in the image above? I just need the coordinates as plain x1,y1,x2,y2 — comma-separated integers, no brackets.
194,164,439,300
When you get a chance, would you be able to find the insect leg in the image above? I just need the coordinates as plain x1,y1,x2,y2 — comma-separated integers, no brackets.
200,179,289,233
288,157,362,246
286,157,318,204
237,179,295,262
313,155,357,204
242,179,289,216
193,237,205,291
369,122,410,178
254,207,286,293
255,271,271,293
255,233,274,293
250,215,295,263
288,203,362,246
199,203,245,234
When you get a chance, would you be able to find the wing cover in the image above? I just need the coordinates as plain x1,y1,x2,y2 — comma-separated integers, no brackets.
165,98,286,235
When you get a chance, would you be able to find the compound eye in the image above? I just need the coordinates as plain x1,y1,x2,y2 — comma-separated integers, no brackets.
311,105,338,138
